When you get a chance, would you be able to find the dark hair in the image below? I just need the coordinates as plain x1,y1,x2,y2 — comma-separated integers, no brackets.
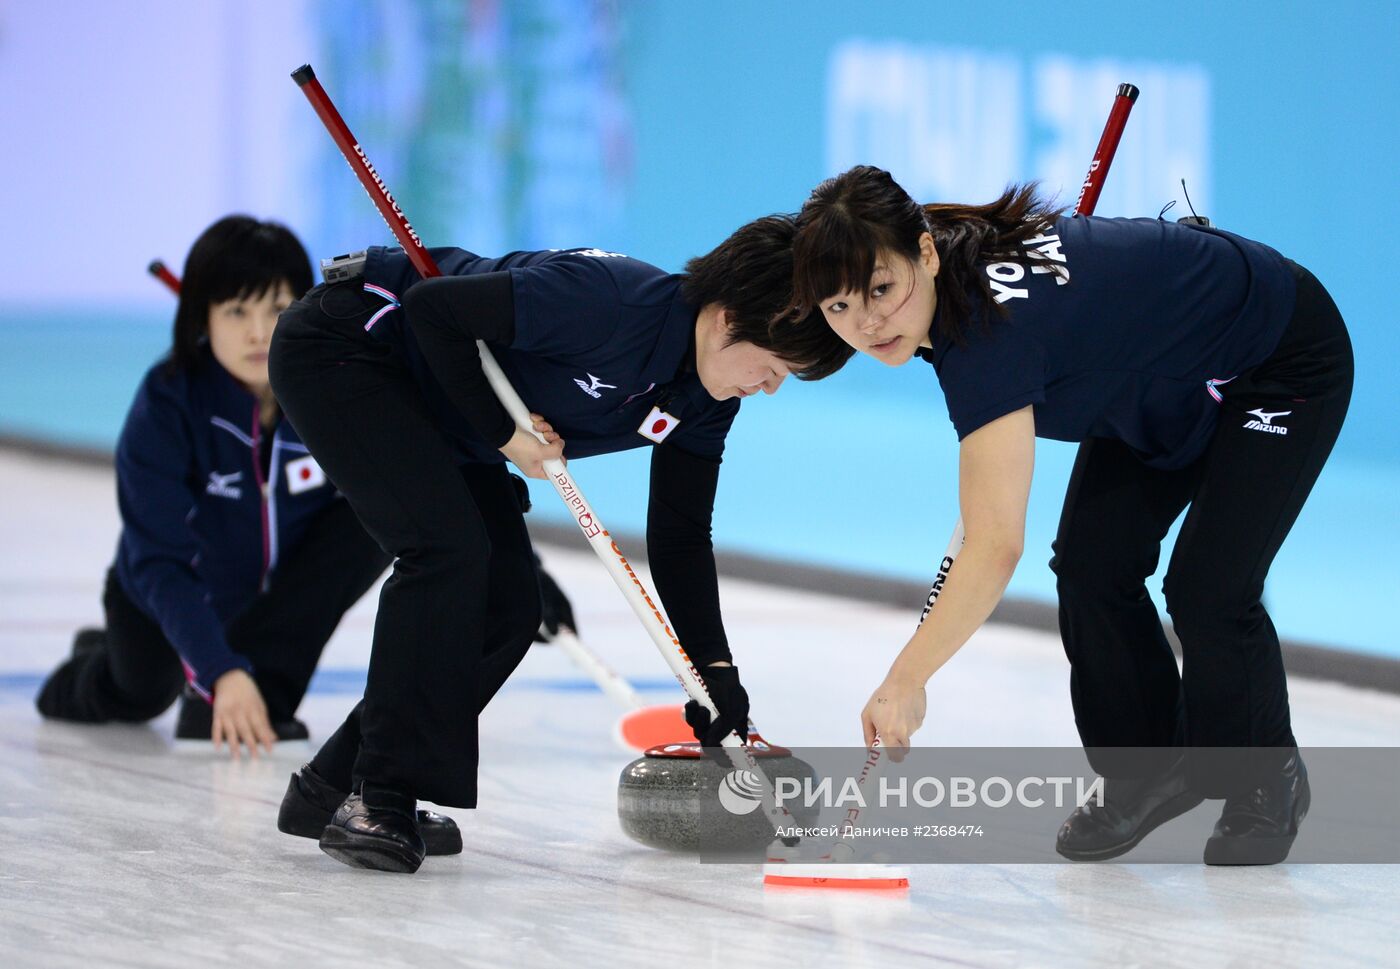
784,165,1065,379
681,214,828,378
169,216,313,372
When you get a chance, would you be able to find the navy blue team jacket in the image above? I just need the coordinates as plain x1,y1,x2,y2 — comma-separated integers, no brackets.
916,216,1296,468
357,246,740,463
113,349,339,695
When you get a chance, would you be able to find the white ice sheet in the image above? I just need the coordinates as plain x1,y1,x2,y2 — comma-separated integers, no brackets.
2,451,1397,969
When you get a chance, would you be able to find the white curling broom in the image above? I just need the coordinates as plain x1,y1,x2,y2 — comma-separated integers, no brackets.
764,82,1140,890
761,737,910,890
293,64,812,859
551,624,773,753
541,622,693,753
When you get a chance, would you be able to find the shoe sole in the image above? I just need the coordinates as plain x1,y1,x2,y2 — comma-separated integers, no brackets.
319,825,424,873
1203,783,1311,867
293,818,460,856
280,779,463,856
1056,790,1206,862
288,816,460,857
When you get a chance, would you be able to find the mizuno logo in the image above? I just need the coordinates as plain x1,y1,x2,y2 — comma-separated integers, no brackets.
574,373,617,398
1243,408,1291,435
206,471,243,499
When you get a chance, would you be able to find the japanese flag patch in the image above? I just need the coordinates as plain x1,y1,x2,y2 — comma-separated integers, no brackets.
637,406,681,444
286,455,327,494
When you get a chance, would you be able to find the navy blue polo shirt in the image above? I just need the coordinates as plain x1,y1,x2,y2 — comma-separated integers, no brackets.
360,246,738,462
915,216,1296,468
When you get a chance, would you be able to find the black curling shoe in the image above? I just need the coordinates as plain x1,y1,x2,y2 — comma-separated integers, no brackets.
70,627,108,655
35,628,108,720
279,765,462,855
1056,755,1204,861
1204,753,1310,866
319,789,427,873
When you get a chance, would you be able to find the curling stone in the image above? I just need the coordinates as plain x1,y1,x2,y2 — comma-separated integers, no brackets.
617,735,818,852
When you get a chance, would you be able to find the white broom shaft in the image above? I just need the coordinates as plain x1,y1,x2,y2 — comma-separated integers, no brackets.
835,737,893,839
478,343,719,718
551,628,646,710
479,342,793,828
917,520,966,625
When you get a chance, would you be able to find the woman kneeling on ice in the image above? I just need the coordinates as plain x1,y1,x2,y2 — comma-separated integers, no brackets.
36,217,390,754
773,166,1351,866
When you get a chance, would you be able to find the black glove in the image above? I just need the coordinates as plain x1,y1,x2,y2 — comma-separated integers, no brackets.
684,665,749,750
533,566,577,643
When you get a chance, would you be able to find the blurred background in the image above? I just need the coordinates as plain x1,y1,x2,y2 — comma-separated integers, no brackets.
1,0,1395,658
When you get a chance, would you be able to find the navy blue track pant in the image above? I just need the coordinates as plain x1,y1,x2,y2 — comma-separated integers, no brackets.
271,281,540,809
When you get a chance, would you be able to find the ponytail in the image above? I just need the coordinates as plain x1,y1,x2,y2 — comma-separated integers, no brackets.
922,184,1065,345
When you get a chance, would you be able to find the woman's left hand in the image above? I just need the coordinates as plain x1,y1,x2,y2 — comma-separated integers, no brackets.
861,675,927,760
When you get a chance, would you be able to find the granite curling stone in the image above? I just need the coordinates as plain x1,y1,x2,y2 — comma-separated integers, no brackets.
617,735,819,852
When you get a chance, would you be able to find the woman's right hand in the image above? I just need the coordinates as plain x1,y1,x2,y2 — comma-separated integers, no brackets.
500,414,565,479
211,669,276,758
861,672,927,761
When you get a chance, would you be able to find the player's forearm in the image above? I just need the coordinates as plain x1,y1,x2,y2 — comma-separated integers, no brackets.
649,546,731,666
886,538,1020,686
137,564,251,693
646,444,730,665
646,523,730,665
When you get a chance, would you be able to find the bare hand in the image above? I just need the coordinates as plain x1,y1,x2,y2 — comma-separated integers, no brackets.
211,669,276,758
861,675,927,761
500,414,565,479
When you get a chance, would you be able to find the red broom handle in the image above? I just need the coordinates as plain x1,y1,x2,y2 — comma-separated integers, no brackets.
1073,82,1138,217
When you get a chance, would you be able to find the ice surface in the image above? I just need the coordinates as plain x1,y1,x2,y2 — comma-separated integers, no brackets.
3,451,1398,969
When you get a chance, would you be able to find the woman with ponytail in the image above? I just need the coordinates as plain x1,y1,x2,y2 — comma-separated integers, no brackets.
780,165,1352,866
